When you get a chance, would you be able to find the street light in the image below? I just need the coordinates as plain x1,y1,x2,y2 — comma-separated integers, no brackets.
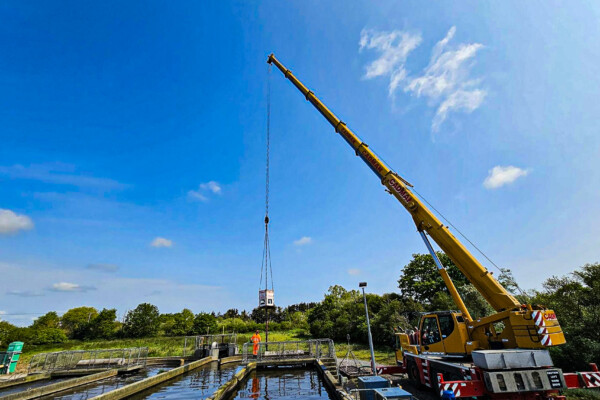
359,282,377,375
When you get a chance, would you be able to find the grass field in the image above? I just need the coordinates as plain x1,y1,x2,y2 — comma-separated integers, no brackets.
16,329,397,371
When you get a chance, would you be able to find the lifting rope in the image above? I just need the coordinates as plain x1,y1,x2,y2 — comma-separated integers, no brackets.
259,64,274,294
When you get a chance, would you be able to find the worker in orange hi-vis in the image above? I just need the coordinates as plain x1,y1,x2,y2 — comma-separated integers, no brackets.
251,330,262,356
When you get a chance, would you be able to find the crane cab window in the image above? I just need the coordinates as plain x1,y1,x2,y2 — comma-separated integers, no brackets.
421,317,441,344
438,315,455,338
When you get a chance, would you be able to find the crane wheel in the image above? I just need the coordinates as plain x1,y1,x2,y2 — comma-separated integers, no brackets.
407,360,423,388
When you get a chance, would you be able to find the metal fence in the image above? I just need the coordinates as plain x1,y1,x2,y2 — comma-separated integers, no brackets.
241,339,336,364
183,334,238,357
28,347,148,374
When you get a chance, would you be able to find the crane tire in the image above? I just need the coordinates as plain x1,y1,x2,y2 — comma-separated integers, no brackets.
407,360,423,388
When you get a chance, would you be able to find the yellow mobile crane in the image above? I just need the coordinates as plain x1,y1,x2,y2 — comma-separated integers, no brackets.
267,53,564,353
267,54,599,398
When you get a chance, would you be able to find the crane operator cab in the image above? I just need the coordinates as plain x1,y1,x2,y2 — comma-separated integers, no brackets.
418,311,470,356
395,311,470,363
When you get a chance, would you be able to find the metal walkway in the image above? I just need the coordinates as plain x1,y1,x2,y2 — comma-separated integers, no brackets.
241,339,339,379
28,347,148,374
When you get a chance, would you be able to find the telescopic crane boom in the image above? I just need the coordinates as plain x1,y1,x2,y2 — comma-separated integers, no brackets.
267,53,565,353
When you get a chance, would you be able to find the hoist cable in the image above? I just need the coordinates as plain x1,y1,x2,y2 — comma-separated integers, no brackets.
260,64,274,293
409,186,527,297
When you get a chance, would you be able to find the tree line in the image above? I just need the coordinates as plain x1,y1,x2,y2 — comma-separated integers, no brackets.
0,302,317,346
1,255,597,371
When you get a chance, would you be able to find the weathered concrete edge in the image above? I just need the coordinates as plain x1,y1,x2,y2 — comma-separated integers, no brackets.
1,369,117,400
0,374,50,390
145,357,186,366
255,357,315,367
219,355,242,365
88,356,214,400
207,362,256,400
315,360,344,400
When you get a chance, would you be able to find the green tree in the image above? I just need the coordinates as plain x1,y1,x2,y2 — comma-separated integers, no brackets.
87,309,117,339
123,303,160,338
170,309,194,336
223,309,239,319
61,307,98,339
219,318,248,333
398,253,469,303
532,263,600,371
32,312,61,329
308,285,369,343
0,321,16,346
160,314,176,336
30,311,67,344
32,328,67,344
398,253,504,318
193,312,218,335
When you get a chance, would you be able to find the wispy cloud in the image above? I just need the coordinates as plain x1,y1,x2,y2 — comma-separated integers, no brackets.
359,28,422,96
483,166,529,189
7,290,45,297
0,261,230,327
188,191,208,202
0,163,126,190
151,237,173,248
0,209,34,234
293,236,313,246
86,263,119,273
200,181,221,194
361,26,486,132
188,181,222,202
49,282,96,292
347,268,361,276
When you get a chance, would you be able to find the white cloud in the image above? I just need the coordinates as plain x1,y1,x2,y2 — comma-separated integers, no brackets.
200,181,221,194
361,26,486,132
187,191,208,202
7,290,45,297
50,282,96,292
87,263,119,273
0,209,34,234
151,237,173,248
348,268,361,276
432,89,486,132
293,236,313,246
483,166,530,189
0,163,125,190
359,28,422,96
188,181,222,201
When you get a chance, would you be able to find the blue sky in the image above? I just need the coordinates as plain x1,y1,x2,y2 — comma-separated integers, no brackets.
2,2,600,326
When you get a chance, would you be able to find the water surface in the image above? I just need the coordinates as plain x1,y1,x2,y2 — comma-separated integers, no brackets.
128,362,237,399
233,367,333,399
36,365,166,400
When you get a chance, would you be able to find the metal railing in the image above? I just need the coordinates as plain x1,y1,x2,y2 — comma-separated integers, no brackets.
28,347,148,374
183,334,238,357
241,339,336,364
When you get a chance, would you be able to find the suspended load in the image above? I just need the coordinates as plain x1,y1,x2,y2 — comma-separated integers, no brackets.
259,289,274,308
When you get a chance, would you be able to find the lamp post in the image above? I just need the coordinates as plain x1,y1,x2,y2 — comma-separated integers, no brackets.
359,282,377,375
